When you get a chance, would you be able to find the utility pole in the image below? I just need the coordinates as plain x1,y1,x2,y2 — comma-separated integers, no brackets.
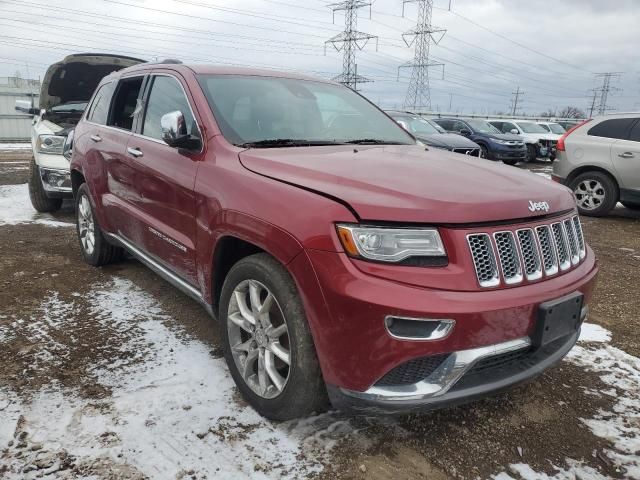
588,89,598,118
510,86,523,116
398,0,445,111
593,72,622,115
325,1,378,91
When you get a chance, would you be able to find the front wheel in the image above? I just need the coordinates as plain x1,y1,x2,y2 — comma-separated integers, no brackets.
526,144,537,163
569,171,618,217
219,253,327,420
28,157,62,213
479,145,491,160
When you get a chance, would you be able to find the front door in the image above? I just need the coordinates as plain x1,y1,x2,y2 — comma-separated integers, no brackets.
611,119,640,194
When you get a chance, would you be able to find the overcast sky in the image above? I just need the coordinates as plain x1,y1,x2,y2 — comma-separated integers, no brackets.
0,0,638,115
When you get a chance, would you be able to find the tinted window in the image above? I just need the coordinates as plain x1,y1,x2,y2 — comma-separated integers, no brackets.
451,120,468,132
434,119,452,130
143,76,197,141
628,120,640,142
86,82,115,125
588,118,636,140
108,77,144,131
516,122,547,134
466,119,501,134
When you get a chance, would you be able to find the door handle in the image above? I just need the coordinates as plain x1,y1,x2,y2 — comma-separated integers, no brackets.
127,147,143,158
618,152,635,158
90,134,102,142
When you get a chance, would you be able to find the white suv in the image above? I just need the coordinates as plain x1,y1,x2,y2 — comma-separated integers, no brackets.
552,113,640,216
16,54,143,212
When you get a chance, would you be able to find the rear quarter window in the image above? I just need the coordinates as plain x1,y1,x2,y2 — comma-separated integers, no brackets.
626,120,640,142
86,82,115,125
587,118,636,140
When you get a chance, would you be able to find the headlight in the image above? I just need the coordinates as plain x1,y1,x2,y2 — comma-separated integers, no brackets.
336,224,446,263
36,134,66,155
490,138,509,145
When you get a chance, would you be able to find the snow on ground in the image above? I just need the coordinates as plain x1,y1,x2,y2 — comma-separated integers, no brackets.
0,143,31,150
0,277,359,479
0,184,73,227
495,322,640,479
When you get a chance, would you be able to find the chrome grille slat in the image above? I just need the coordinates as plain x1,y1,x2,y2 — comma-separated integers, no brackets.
572,215,586,259
493,231,523,284
551,222,571,271
563,219,580,265
535,225,559,276
468,215,586,288
467,234,500,287
516,229,542,281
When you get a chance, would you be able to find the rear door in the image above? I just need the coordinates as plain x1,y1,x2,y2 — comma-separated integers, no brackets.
611,118,640,190
123,71,203,284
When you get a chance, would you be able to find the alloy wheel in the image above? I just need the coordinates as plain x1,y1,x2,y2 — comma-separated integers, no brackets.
77,195,96,255
227,279,291,399
574,179,606,211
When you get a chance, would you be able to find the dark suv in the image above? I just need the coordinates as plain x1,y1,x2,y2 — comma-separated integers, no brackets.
69,63,597,420
433,118,526,165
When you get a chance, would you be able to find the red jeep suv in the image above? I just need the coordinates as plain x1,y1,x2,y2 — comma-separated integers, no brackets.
70,62,598,420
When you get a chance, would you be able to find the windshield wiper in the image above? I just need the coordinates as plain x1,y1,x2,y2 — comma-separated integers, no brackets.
344,139,405,145
239,139,345,148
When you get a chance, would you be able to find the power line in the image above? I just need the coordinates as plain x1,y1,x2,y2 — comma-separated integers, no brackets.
398,0,445,110
325,1,378,90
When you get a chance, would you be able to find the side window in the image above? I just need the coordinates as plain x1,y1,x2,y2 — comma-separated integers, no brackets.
435,120,451,130
452,121,467,132
539,124,550,132
142,76,197,141
490,122,503,132
108,77,144,131
86,82,115,125
503,122,516,133
587,118,636,140
628,120,640,142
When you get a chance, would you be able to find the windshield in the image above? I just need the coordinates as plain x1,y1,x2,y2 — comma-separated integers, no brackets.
547,123,566,134
516,122,548,134
466,119,501,134
51,102,87,112
393,115,440,135
198,75,414,147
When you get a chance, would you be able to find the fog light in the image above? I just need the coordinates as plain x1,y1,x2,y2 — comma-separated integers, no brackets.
384,316,455,341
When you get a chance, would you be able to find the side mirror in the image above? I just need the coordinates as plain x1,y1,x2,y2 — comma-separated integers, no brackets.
510,128,519,135
161,110,200,150
15,99,39,116
459,128,472,136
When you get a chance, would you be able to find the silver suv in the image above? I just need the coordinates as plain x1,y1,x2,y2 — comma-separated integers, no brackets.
553,113,640,216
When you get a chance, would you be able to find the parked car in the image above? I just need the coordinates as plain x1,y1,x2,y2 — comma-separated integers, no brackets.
15,53,144,212
432,118,526,165
553,114,640,216
71,63,597,420
557,120,582,131
489,120,559,162
537,121,566,135
387,111,481,157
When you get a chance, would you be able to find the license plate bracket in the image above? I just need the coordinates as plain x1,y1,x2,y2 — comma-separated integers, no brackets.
533,292,584,348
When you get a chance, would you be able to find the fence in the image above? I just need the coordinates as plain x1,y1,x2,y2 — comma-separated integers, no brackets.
0,77,40,142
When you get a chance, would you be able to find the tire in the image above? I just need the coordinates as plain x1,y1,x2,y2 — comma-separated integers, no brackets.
569,171,619,217
479,144,491,160
526,144,537,163
219,253,327,420
28,156,62,213
622,202,640,211
75,183,123,266
502,158,518,166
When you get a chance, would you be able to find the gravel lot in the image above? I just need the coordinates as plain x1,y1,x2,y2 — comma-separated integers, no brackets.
1,147,639,479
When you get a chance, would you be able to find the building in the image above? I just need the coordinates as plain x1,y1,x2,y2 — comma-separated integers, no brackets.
0,76,40,142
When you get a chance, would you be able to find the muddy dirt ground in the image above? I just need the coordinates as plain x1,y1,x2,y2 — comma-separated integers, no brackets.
0,151,639,479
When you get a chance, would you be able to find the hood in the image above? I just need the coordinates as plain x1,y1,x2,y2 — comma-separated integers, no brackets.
416,133,480,149
239,145,575,224
40,53,145,110
485,133,523,141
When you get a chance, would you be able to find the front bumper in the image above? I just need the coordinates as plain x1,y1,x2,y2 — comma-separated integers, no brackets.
39,167,72,198
329,314,584,414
